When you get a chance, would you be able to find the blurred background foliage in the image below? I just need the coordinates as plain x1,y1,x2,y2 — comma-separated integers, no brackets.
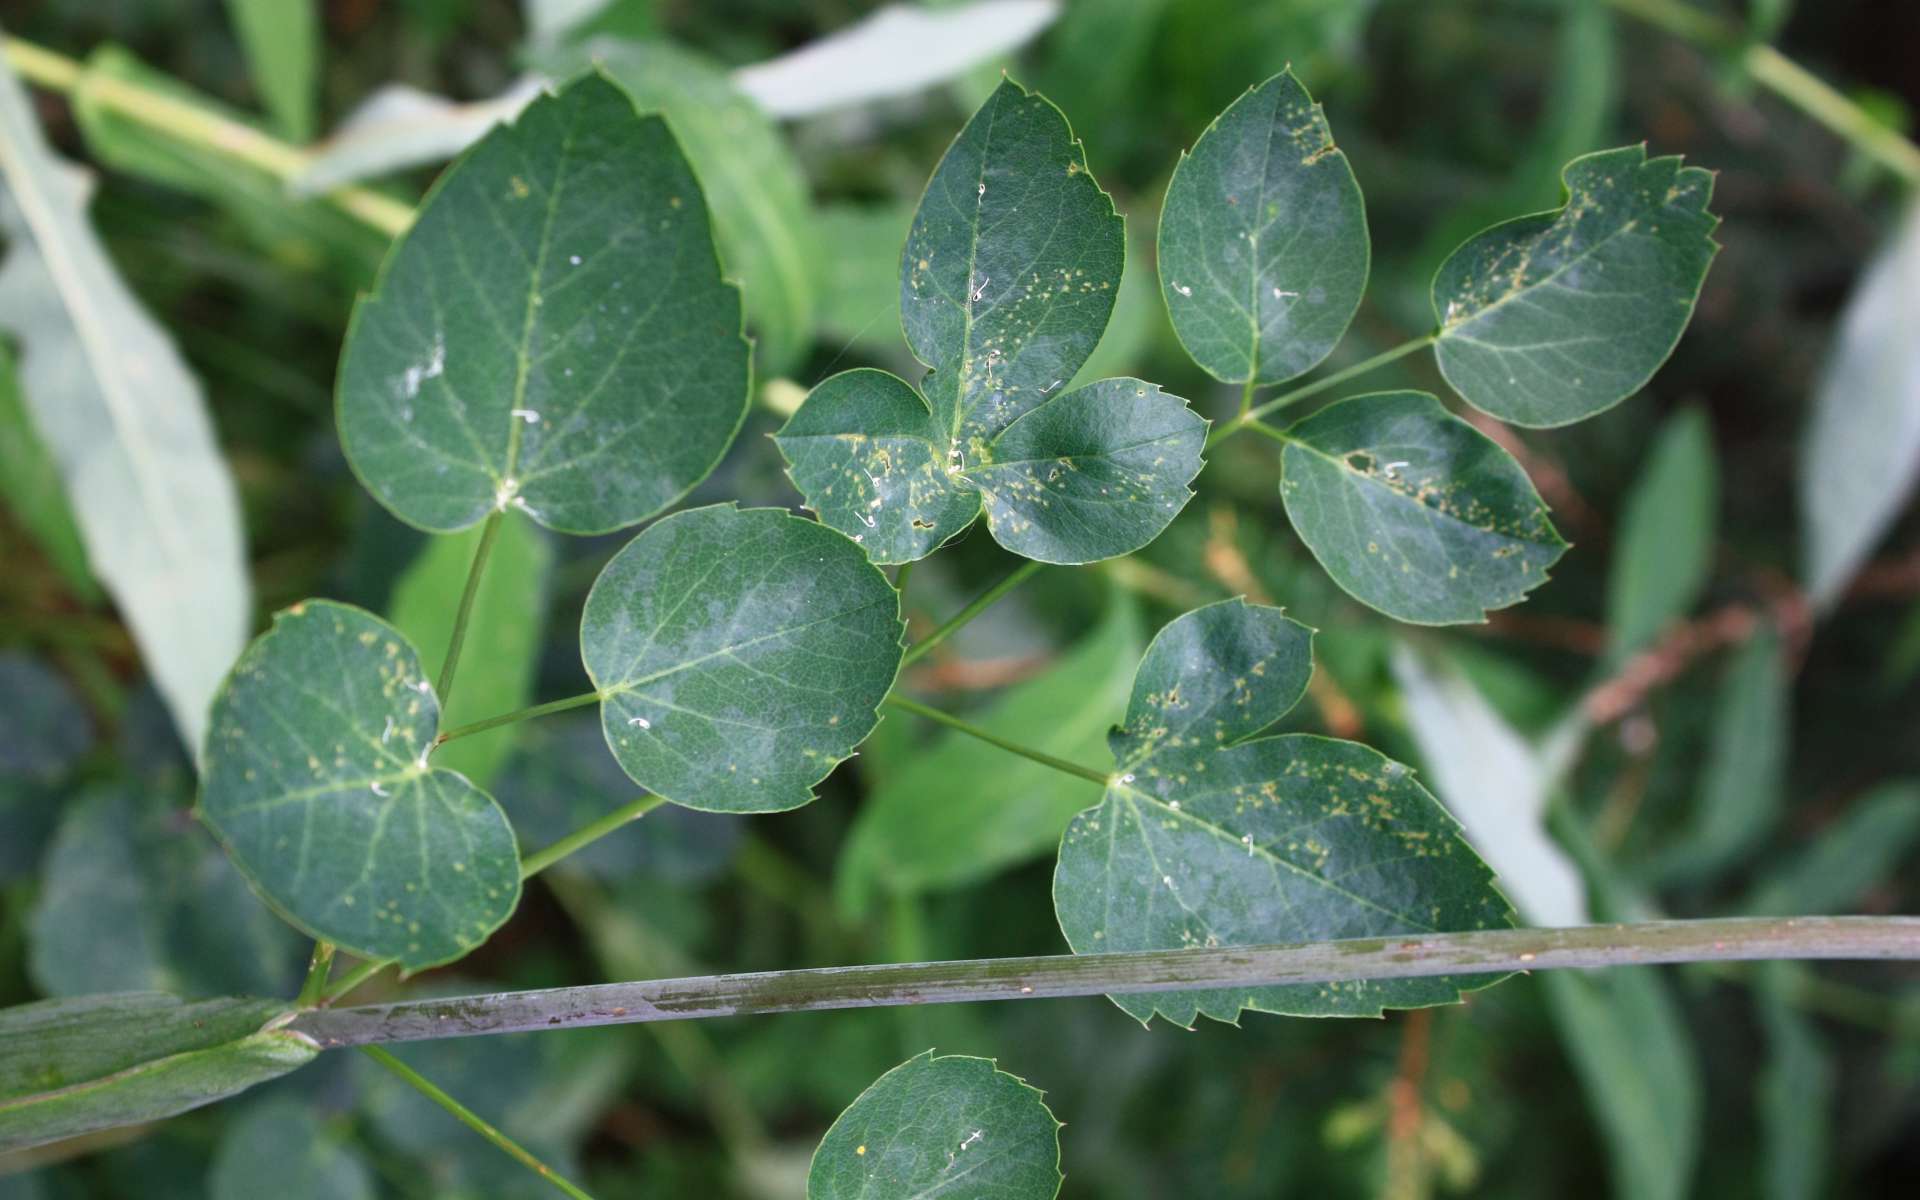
2,0,1918,1196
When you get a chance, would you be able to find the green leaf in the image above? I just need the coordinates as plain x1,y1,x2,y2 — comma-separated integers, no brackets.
1799,202,1920,608
780,81,1200,565
0,56,251,756
209,1100,375,1200
223,0,319,140
388,512,552,787
1755,964,1832,1200
540,38,822,374
336,74,748,535
777,372,1203,565
0,993,314,1154
494,716,740,883
1543,968,1700,1200
839,593,1143,905
1157,69,1369,385
1277,391,1567,624
581,505,903,814
1432,144,1719,427
199,600,522,969
904,79,1122,450
776,368,984,564
1389,642,1587,926
1641,629,1788,883
1744,781,1920,915
1052,600,1514,1025
807,1052,1062,1200
1607,406,1717,659
71,47,386,291
29,786,302,998
0,345,95,600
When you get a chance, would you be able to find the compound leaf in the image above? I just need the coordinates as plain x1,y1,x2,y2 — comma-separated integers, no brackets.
1052,600,1514,1026
199,601,522,969
778,80,1203,565
903,78,1123,447
337,74,748,535
581,505,903,814
1278,391,1567,624
1157,69,1369,385
0,993,313,1154
1432,144,1718,427
808,1051,1062,1200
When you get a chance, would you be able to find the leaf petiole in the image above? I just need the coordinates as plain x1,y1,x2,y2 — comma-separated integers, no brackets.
294,941,335,1007
900,558,1045,667
885,693,1111,786
435,689,602,747
360,1045,596,1200
434,508,503,707
1210,334,1437,448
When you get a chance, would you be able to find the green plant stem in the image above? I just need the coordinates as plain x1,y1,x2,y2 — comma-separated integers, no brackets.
0,35,415,234
1237,376,1257,417
290,916,1920,1046
518,795,664,878
318,793,666,1004
1242,419,1295,447
1608,0,1920,186
900,558,1046,667
295,941,335,1007
436,690,601,747
359,1046,595,1200
1211,334,1436,447
434,509,503,707
885,693,1111,785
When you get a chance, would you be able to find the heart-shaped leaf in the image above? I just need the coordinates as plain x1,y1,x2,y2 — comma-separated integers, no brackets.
1157,69,1369,385
199,600,522,969
1276,391,1567,624
808,1052,1062,1200
0,993,313,1153
581,505,903,813
1432,144,1719,427
1052,599,1514,1026
337,73,748,534
775,79,1204,565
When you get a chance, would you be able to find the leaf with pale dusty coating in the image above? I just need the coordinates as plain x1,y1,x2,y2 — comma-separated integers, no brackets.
1052,600,1514,1026
1277,391,1567,624
199,601,521,969
581,505,903,814
337,74,747,534
1157,69,1369,385
808,1051,1062,1200
1432,144,1719,427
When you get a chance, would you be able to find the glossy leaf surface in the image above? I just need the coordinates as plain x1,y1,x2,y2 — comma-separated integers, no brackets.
809,1052,1062,1200
1433,145,1718,427
1157,69,1368,385
199,601,521,968
1278,392,1566,624
337,74,747,534
581,505,903,814
1052,600,1514,1025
